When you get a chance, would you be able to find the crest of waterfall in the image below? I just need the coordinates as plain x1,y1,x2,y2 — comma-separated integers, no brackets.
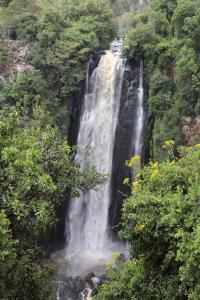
65,40,125,276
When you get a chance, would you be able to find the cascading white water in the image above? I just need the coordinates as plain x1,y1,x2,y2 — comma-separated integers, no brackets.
139,0,144,6
134,61,144,156
138,0,150,12
66,40,125,276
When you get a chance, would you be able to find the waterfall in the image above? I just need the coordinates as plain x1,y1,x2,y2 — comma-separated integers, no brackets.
134,61,144,156
65,40,125,276
138,0,150,11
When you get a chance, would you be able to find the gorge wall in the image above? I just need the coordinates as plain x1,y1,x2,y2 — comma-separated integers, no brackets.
109,58,148,228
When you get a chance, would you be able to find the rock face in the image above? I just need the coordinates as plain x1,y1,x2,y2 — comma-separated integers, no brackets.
182,116,200,146
109,58,148,228
57,273,107,300
0,39,33,82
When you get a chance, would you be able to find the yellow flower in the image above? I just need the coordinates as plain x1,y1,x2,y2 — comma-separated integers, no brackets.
112,252,120,261
163,139,175,149
127,155,140,168
151,162,158,170
132,180,142,189
151,169,159,179
123,178,130,185
138,224,145,230
195,144,200,149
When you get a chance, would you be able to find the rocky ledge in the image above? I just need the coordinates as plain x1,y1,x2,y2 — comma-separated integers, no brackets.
182,116,200,146
57,272,107,300
0,39,33,83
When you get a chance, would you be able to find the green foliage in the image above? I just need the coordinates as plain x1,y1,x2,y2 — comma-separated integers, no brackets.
0,41,6,72
151,0,177,22
123,20,159,61
0,0,115,133
0,211,17,299
94,260,148,300
0,0,114,298
110,0,140,17
149,68,175,114
123,0,200,158
172,0,199,37
28,0,115,94
95,145,200,299
0,0,39,31
0,0,12,7
0,107,105,299
0,70,48,111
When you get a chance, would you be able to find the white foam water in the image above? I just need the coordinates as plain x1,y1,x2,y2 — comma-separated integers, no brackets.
65,40,126,276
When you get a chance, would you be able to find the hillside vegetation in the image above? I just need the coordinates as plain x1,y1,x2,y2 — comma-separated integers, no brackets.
0,0,114,298
95,142,200,299
123,0,200,160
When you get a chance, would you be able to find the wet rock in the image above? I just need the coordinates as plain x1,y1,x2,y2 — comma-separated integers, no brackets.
90,274,108,297
57,272,108,300
57,276,85,300
119,253,126,262
85,272,95,282
91,277,101,289
84,272,95,288
109,58,148,228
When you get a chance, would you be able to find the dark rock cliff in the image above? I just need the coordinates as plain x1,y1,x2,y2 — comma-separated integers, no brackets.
109,58,148,229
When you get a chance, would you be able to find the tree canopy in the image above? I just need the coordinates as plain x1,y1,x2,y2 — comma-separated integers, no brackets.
123,0,200,160
95,143,200,299
0,0,113,298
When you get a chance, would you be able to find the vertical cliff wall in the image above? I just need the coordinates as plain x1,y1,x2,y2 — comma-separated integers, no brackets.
109,58,148,228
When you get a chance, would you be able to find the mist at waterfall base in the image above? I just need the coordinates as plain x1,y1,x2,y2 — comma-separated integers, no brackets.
65,40,126,277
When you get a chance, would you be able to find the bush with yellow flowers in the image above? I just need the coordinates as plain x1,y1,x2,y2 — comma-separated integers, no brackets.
94,144,200,300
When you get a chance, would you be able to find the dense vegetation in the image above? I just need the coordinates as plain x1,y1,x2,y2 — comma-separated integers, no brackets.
123,0,200,160
95,142,200,299
0,107,105,299
0,0,114,298
0,0,116,132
